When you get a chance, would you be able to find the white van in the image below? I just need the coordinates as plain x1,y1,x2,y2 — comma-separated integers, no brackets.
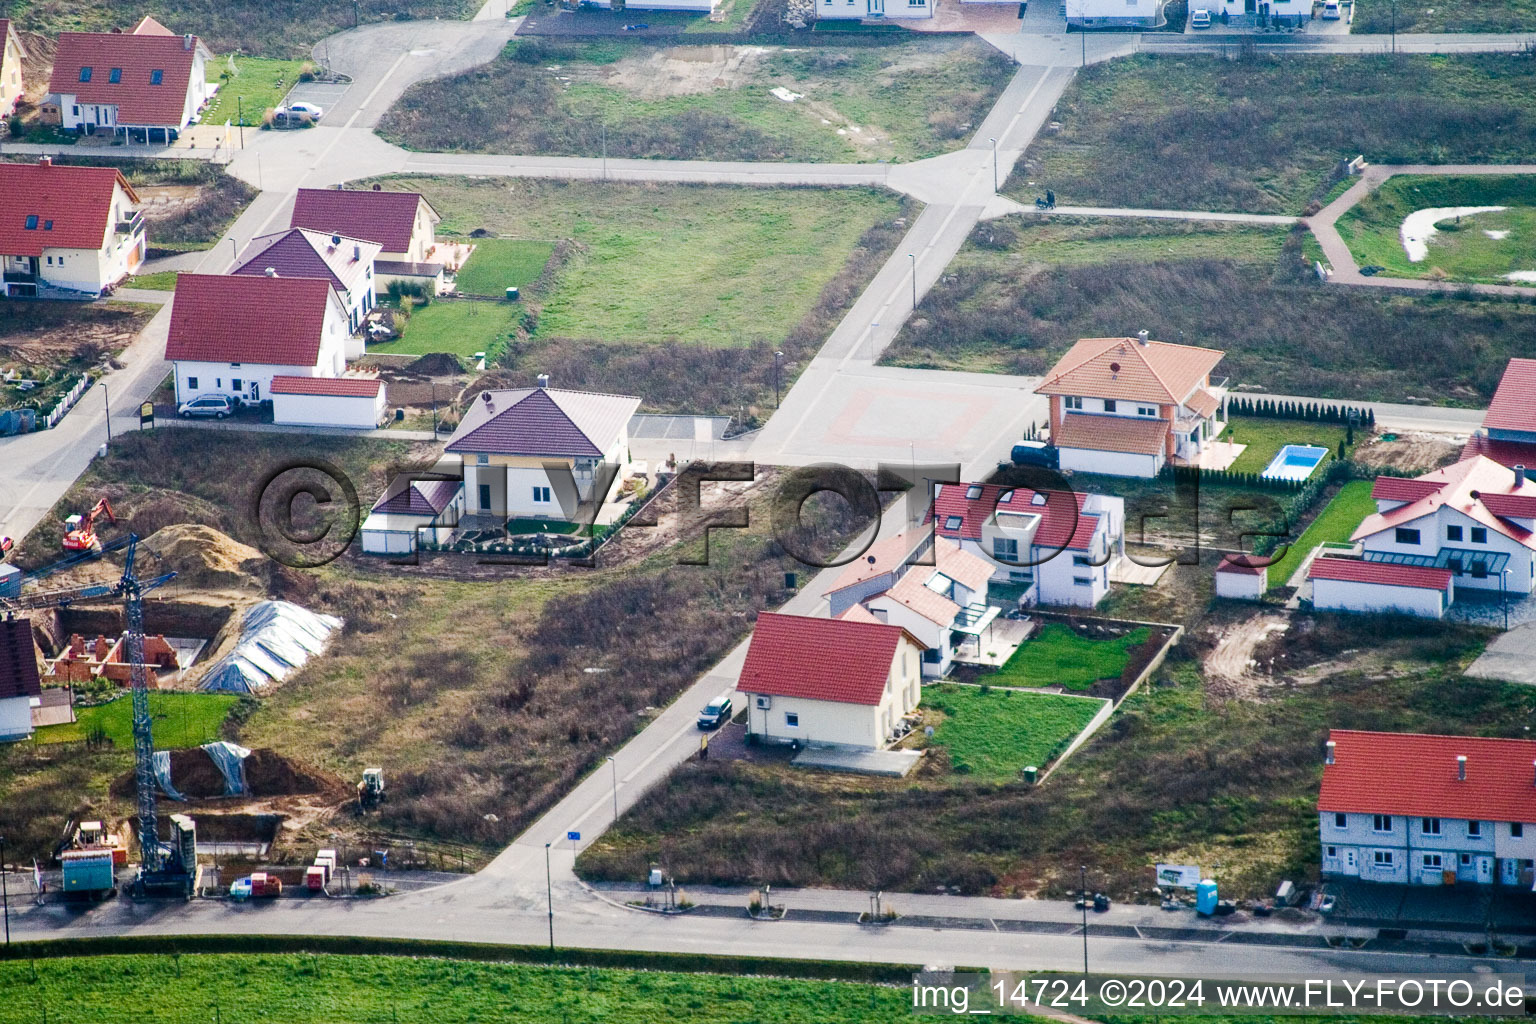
1321,0,1341,18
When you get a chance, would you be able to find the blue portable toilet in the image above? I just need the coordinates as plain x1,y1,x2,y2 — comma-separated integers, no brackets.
1196,878,1218,916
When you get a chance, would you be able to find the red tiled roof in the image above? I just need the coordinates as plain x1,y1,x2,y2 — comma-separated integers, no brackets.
0,161,136,257
269,375,380,397
1308,556,1451,591
737,612,923,706
1217,553,1268,576
1481,492,1536,519
132,15,176,36
1462,433,1536,472
1037,336,1224,405
1483,358,1536,435
49,30,202,127
1353,457,1536,551
1318,729,1536,822
289,188,435,254
0,617,42,701
165,274,336,367
828,529,931,593
928,483,1100,551
1185,388,1221,419
371,478,461,516
445,387,640,459
1371,476,1445,503
1053,413,1169,456
876,537,996,627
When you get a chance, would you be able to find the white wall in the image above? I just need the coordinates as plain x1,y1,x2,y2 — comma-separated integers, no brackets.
817,0,932,19
271,389,384,429
1359,507,1534,596
1058,447,1162,479
747,636,922,749
1215,569,1266,600
1311,577,1447,619
0,695,32,741
863,597,949,677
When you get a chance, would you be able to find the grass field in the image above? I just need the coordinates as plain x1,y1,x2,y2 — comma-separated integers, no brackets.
1336,174,1536,284
126,270,180,291
201,56,307,126
925,684,1104,781
36,693,242,749
885,215,1536,405
0,300,155,415
1221,415,1350,476
378,38,1014,163
1353,0,1536,32
1010,54,1536,215
453,239,557,297
0,0,478,58
0,953,909,1024
370,299,523,359
1263,479,1377,589
992,623,1150,691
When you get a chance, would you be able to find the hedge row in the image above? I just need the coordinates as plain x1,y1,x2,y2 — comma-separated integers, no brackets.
1229,395,1377,425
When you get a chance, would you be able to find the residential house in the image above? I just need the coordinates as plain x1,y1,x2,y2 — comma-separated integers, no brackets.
164,273,354,409
1207,0,1311,27
826,529,997,679
0,615,42,741
289,187,447,295
45,16,213,143
1308,457,1536,618
1464,358,1536,470
269,375,385,429
1214,553,1268,600
928,482,1125,608
1037,331,1228,478
817,0,933,21
233,228,381,342
0,158,145,299
444,379,641,525
738,611,928,750
1065,0,1167,29
1,19,27,120
360,477,465,555
1319,729,1536,887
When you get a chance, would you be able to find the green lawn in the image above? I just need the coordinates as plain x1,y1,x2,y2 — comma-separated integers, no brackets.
1353,0,1536,32
368,300,522,359
35,693,241,750
992,623,1151,692
1012,54,1536,215
202,56,306,126
378,38,1015,163
0,954,909,1024
926,684,1104,781
1263,479,1378,589
1221,415,1350,476
454,239,557,297
1336,174,1536,284
126,270,180,292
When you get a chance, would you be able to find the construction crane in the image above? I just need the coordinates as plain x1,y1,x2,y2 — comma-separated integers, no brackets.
2,534,192,896
62,497,116,552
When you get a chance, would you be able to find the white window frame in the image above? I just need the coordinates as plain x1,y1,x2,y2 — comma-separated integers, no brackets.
1468,820,1483,838
784,711,799,728
1372,814,1392,833
1372,849,1394,866
1422,817,1440,836
533,486,551,503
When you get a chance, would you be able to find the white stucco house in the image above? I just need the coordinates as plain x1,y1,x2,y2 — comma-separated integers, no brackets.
817,0,933,20
1205,0,1311,27
1037,332,1228,478
0,616,42,742
738,611,928,751
1319,729,1536,888
233,228,381,340
164,273,354,408
290,187,448,296
45,16,212,144
929,482,1125,608
1,19,28,120
0,158,145,299
444,380,641,525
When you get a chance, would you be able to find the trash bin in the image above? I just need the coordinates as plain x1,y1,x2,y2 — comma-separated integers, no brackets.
505,287,520,302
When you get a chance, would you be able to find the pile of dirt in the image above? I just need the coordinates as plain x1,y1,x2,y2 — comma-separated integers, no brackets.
405,352,464,376
143,524,265,591
113,748,349,803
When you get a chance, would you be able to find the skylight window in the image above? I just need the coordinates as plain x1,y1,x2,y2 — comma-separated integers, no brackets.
24,215,37,230
79,67,93,82
43,221,53,230
109,68,122,83
1031,492,1048,506
924,571,957,597
965,484,982,500
150,69,164,85
998,490,1013,503
944,515,962,531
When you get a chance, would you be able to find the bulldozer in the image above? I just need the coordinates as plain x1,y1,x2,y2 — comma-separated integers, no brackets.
62,498,116,552
357,768,386,811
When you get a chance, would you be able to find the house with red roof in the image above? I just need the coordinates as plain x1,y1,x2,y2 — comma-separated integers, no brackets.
443,379,641,524
164,273,362,416
0,615,43,742
1463,358,1536,471
1307,456,1536,618
738,612,928,750
289,187,446,295
927,482,1125,607
233,228,382,343
0,158,145,299
45,16,212,143
1036,331,1229,478
1318,729,1536,887
0,19,28,119
360,475,465,555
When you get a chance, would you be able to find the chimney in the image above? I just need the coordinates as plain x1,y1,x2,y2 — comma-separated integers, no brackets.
1137,329,1149,346
1457,754,1467,781
536,373,550,389
331,234,342,246
353,243,361,262
481,391,493,407
1516,464,1527,488
183,33,193,50
264,267,277,277
1324,740,1335,765
37,155,51,167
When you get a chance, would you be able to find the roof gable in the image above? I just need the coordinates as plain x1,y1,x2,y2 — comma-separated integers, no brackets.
1319,729,1536,822
289,188,436,253
1353,457,1536,551
1483,358,1536,436
233,228,380,296
165,274,337,367
1036,336,1224,405
49,30,202,126
929,483,1100,550
0,617,42,701
737,612,921,706
0,161,135,256
372,477,461,516
445,387,639,459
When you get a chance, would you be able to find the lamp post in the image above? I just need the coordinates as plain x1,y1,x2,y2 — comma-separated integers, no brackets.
988,137,998,193
0,835,9,945
774,351,783,408
545,842,554,951
236,96,245,148
1079,864,1088,975
908,253,917,311
607,756,618,821
100,382,111,443
1391,0,1397,53
1502,569,1511,631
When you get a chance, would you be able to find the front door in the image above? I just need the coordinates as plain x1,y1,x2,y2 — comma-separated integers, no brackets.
250,382,259,402
1344,849,1357,874
478,484,492,512
867,0,884,13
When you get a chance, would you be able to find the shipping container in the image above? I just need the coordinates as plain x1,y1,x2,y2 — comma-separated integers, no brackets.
60,849,115,897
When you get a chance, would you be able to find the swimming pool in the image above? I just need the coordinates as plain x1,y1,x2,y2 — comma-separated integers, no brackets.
1260,444,1329,482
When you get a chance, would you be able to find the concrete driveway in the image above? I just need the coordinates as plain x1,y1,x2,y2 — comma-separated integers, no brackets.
1465,621,1536,684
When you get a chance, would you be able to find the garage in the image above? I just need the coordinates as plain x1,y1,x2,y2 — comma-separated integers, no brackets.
269,375,385,429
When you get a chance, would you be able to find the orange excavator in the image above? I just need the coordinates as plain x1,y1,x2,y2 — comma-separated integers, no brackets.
62,498,116,552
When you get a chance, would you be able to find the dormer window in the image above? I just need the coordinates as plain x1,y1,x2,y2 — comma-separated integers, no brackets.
150,69,164,85
80,67,93,82
109,68,122,83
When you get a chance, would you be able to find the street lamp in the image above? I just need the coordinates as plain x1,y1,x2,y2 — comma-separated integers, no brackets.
1391,0,1397,53
229,236,239,268
1,835,9,945
773,351,783,408
1079,864,1088,975
1502,568,1511,631
607,756,618,821
988,137,998,193
908,253,917,311
545,842,554,951
100,382,111,444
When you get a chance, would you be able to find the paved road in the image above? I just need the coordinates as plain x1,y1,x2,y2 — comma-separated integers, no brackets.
1241,392,1486,435
1140,30,1536,53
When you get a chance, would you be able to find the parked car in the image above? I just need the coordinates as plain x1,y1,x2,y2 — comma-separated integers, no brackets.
177,395,234,419
286,102,324,119
1010,440,1059,469
228,876,253,901
1320,0,1340,16
697,693,734,730
1190,7,1211,26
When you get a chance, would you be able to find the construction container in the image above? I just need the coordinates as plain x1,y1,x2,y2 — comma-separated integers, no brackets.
249,872,283,897
60,849,115,896
316,848,337,867
305,866,327,891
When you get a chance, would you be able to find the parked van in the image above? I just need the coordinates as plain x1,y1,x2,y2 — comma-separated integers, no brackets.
698,693,734,730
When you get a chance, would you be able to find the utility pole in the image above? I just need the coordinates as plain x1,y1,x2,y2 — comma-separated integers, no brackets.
1,835,9,945
607,756,618,821
774,351,783,407
1081,22,1086,67
908,253,917,310
988,137,998,193
236,96,244,148
1391,0,1397,53
101,383,111,443
601,122,608,182
1079,864,1088,975
545,842,554,951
